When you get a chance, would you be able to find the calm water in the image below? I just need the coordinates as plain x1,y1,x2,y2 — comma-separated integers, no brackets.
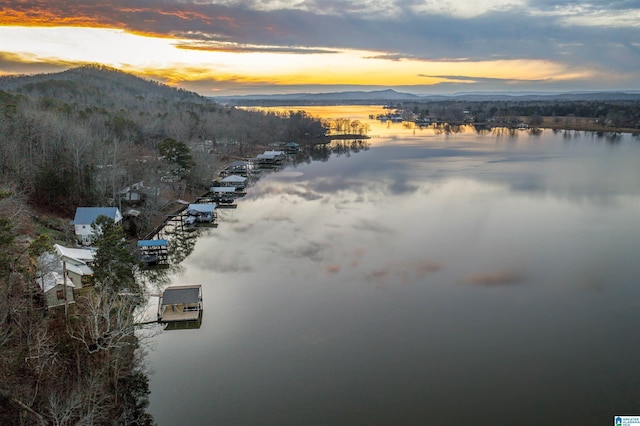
145,107,640,425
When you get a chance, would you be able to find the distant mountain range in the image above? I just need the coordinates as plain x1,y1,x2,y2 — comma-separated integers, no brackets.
213,88,640,106
2,66,639,107
212,89,419,105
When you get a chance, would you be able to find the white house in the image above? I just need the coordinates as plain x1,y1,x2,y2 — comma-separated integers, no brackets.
71,207,122,246
54,244,94,288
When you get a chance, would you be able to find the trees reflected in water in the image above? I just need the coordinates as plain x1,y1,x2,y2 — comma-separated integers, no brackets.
294,139,370,163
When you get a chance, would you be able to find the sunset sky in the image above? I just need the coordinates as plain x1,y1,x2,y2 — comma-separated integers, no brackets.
1,0,639,96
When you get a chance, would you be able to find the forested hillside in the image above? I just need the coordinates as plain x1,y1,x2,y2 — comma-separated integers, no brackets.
0,64,325,216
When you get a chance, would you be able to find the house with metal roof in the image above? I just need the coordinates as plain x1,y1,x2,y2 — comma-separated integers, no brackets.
70,207,123,246
39,271,75,309
54,244,94,288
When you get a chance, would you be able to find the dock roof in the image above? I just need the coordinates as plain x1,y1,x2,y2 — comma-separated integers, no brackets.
187,203,216,214
138,239,168,247
161,286,201,305
211,186,236,193
221,175,247,183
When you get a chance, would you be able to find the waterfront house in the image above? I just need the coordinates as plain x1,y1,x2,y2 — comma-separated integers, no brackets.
54,244,94,288
71,207,122,246
40,271,75,309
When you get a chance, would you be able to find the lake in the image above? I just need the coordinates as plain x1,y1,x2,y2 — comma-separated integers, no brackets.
145,106,640,425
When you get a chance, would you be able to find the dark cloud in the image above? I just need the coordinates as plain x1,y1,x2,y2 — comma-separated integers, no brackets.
175,42,337,54
527,0,640,9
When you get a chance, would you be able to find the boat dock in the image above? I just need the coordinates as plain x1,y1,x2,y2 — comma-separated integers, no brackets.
157,285,203,323
137,239,169,268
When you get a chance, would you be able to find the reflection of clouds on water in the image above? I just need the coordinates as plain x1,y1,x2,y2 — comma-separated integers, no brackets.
281,240,327,262
149,109,640,426
313,177,368,194
262,213,294,223
325,264,341,274
413,259,444,278
349,247,367,267
301,327,344,346
284,188,324,202
353,218,395,235
189,254,253,274
218,214,241,224
231,223,255,233
365,259,443,286
251,181,324,203
273,171,304,179
388,177,419,195
463,271,524,287
367,269,390,285
358,137,640,207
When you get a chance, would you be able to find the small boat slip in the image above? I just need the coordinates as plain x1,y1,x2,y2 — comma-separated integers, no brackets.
157,285,203,323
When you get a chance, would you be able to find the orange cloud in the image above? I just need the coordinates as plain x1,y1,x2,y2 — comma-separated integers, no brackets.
119,7,215,24
0,2,214,38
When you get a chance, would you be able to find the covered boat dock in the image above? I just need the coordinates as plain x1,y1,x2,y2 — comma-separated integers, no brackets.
138,239,169,267
157,285,203,323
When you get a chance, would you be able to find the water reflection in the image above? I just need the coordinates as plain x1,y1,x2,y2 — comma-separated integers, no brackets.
146,109,640,426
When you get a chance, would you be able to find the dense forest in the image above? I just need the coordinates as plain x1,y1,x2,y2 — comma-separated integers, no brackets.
0,64,328,424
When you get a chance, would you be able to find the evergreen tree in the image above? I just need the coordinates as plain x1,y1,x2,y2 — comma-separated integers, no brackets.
158,137,195,178
91,215,139,297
